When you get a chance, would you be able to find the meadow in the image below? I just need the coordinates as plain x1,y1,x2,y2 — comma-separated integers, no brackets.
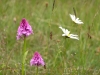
0,0,100,75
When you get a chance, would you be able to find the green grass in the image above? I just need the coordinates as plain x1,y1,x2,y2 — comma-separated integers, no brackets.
0,0,100,75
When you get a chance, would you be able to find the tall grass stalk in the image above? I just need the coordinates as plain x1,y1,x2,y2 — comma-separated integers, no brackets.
48,0,55,46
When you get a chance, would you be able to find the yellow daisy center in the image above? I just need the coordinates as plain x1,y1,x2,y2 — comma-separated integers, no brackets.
68,33,70,37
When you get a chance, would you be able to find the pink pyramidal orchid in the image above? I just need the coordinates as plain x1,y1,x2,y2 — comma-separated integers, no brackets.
30,51,45,67
16,18,33,40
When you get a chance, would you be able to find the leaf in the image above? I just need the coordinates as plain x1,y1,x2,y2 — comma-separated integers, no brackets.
23,50,28,64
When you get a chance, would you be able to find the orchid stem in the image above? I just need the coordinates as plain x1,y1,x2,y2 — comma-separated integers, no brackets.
36,66,38,75
22,37,26,75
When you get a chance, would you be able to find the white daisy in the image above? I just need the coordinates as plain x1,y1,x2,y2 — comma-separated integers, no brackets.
69,14,83,24
59,26,79,40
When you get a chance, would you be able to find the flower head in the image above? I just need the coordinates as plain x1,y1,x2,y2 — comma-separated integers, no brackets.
69,14,83,24
30,51,45,66
16,18,33,40
59,26,79,40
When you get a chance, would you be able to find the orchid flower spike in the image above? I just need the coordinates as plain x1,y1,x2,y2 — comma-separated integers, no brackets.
30,51,45,67
16,18,33,40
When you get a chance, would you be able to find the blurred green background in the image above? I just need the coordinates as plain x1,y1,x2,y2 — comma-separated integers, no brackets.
0,0,100,75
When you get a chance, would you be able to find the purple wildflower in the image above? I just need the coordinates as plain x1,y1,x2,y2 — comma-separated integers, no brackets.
30,52,45,66
16,18,33,40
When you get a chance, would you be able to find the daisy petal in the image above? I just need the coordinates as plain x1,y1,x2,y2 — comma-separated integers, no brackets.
62,34,66,36
70,36,79,40
59,26,66,33
70,34,78,37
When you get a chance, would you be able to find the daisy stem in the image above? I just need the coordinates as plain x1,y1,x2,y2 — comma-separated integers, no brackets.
54,50,61,67
64,38,67,49
36,66,38,75
22,37,26,75
53,42,62,67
